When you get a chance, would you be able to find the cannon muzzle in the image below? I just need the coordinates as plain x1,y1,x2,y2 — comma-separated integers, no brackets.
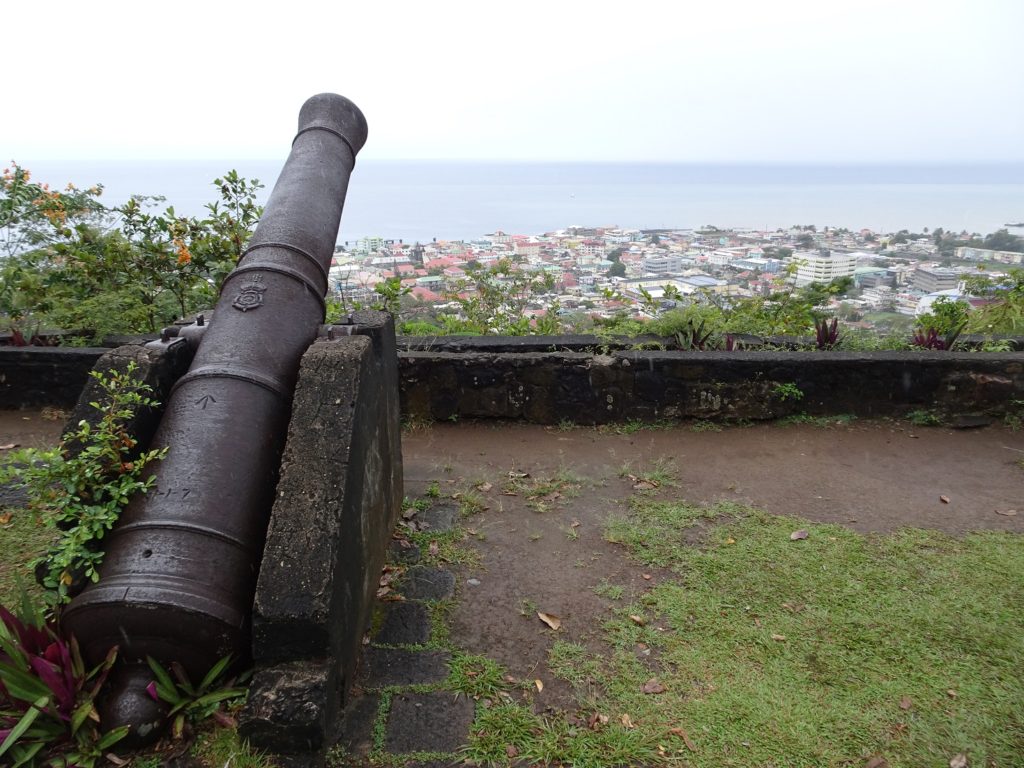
62,94,367,744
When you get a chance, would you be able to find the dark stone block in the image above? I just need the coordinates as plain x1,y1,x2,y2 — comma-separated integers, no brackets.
239,660,339,757
375,602,431,646
400,567,456,601
336,692,380,758
419,503,458,533
389,539,421,564
363,647,450,688
384,691,475,754
0,483,28,508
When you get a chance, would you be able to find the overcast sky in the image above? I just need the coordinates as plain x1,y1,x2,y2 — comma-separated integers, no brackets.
5,0,1022,164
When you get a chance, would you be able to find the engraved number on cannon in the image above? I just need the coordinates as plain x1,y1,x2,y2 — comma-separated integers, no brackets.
151,486,193,500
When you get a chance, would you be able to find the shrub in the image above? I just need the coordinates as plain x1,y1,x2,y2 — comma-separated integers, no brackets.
0,363,166,604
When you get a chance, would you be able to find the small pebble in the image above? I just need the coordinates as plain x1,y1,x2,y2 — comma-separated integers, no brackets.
467,578,481,586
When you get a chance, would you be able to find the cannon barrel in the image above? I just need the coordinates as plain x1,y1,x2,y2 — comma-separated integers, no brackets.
62,93,367,740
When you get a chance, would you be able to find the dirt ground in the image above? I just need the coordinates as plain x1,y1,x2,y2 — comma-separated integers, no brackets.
4,411,1022,718
0,408,67,450
401,420,1024,711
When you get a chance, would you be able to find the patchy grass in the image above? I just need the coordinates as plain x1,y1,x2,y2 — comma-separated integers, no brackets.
906,409,944,427
464,700,663,767
592,579,625,600
188,726,276,768
400,414,433,434
689,419,723,433
617,458,679,492
560,499,1024,767
503,468,582,513
595,419,676,435
0,506,52,605
778,413,857,427
447,652,512,699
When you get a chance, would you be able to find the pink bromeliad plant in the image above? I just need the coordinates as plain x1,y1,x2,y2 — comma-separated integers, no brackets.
0,592,126,767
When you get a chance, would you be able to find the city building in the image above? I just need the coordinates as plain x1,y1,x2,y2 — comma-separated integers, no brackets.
912,266,960,293
793,251,858,286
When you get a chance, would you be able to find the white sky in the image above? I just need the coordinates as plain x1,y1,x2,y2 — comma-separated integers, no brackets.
5,0,1023,163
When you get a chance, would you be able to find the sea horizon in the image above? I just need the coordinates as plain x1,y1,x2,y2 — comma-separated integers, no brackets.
15,159,1024,245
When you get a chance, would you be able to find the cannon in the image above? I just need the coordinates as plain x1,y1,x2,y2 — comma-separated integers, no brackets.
62,93,368,741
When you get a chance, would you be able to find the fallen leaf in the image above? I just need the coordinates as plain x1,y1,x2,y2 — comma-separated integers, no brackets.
503,675,517,684
0,513,11,525
376,586,391,598
537,612,561,631
947,689,957,698
790,529,809,540
771,633,787,642
865,756,889,768
534,679,544,692
668,727,697,751
725,537,736,545
940,495,950,504
899,696,912,711
105,754,129,767
508,470,530,479
949,754,968,768
0,443,17,450
477,482,493,492
642,573,652,580
587,712,609,729
501,490,519,497
642,679,667,694
571,518,581,528
506,745,519,758
996,509,1017,516
633,480,658,491
428,541,440,557
629,615,646,626
781,602,805,613
402,508,417,520
620,713,635,729
753,617,762,628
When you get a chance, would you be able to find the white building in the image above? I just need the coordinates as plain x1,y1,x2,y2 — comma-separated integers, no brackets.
793,251,858,286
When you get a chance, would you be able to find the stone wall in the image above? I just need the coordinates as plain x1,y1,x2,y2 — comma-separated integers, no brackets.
1,347,107,409
6,337,1022,425
399,345,1024,424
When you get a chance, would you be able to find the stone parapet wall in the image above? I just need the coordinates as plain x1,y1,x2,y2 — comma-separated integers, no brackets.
400,346,1024,424
6,338,1022,424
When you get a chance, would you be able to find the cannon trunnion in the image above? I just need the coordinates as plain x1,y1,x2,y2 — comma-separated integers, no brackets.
62,94,368,740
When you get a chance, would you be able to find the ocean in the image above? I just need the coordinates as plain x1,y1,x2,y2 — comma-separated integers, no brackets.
18,159,1024,244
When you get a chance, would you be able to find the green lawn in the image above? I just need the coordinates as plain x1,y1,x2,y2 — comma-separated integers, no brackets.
464,500,1024,767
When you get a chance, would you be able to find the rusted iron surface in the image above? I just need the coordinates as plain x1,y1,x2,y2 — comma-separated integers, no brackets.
62,93,367,741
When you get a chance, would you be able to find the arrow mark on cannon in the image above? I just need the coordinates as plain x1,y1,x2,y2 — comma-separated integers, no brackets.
194,395,217,410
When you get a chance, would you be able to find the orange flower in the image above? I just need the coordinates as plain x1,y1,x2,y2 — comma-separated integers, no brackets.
173,237,192,265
